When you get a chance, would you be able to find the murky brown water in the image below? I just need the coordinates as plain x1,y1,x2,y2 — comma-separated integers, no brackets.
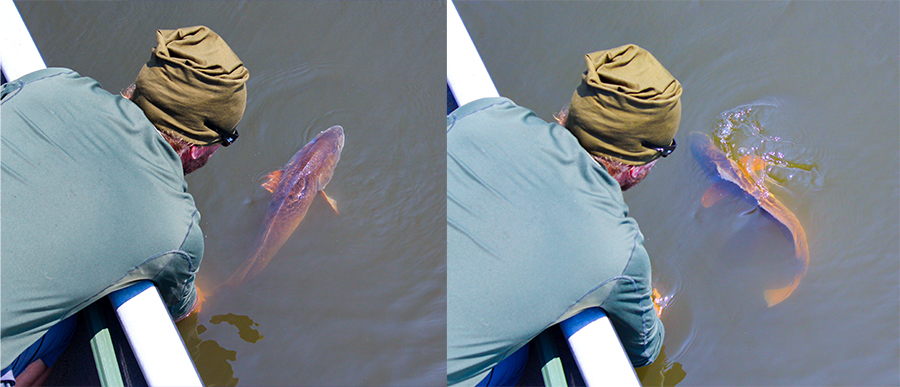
456,1,898,385
17,1,446,385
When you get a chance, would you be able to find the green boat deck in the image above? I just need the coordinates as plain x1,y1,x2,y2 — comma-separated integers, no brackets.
45,300,146,387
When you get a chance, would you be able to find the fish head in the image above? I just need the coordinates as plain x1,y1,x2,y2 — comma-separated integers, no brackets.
316,125,345,154
690,132,737,179
691,131,767,200
302,125,344,189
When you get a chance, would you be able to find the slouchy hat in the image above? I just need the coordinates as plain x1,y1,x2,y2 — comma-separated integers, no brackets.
133,26,249,146
566,44,682,165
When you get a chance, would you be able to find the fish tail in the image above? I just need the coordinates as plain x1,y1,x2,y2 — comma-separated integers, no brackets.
225,259,255,289
223,244,275,289
196,282,228,309
763,278,800,307
760,195,810,307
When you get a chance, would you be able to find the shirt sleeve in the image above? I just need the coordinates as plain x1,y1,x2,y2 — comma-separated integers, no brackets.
152,209,204,321
599,236,665,367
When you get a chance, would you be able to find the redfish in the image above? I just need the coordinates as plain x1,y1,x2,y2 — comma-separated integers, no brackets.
225,125,345,288
690,132,808,307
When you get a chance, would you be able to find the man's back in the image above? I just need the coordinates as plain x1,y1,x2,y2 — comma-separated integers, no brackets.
446,98,663,386
1,68,204,368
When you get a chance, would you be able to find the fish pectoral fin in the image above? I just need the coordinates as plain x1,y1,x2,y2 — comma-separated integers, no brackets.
262,170,284,193
741,204,760,216
701,181,731,208
322,190,339,214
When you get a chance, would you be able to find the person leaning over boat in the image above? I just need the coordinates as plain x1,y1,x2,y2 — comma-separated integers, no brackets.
0,26,248,386
447,44,681,386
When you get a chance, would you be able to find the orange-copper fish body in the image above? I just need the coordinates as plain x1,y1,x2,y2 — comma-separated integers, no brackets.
690,132,808,307
226,125,344,288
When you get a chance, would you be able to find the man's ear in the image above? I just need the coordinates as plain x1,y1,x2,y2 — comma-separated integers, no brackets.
188,143,221,160
190,144,205,159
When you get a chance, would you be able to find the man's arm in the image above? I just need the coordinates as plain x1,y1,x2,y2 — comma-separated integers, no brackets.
600,241,665,368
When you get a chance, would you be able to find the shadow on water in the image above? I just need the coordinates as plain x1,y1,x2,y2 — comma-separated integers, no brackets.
193,337,239,387
194,313,265,387
636,346,687,387
178,309,267,387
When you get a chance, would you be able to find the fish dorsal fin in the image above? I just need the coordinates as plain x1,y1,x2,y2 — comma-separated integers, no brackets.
262,170,284,193
321,190,339,214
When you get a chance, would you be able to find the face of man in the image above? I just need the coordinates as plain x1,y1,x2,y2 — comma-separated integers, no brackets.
618,162,654,191
597,156,657,192
181,144,221,175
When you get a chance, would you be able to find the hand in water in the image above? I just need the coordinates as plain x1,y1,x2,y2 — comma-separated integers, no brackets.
652,288,672,318
194,285,206,314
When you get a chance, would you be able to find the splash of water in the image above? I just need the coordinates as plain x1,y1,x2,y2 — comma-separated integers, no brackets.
652,256,685,318
712,100,823,193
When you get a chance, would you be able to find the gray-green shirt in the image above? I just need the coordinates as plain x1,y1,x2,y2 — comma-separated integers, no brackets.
1,68,203,368
447,98,664,386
